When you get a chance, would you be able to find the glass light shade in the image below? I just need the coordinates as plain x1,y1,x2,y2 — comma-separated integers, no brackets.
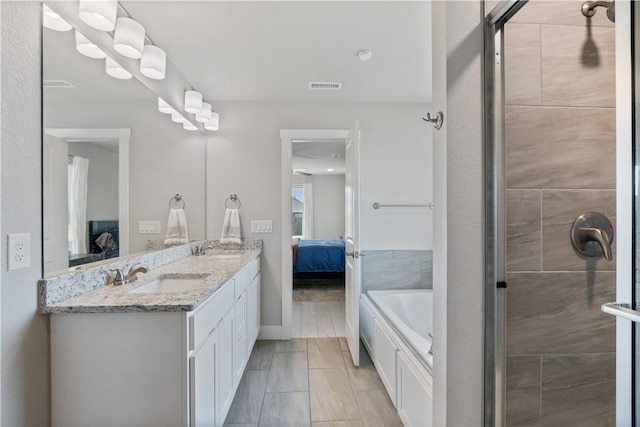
158,98,175,114
78,0,117,31
171,112,187,123
105,57,132,80
204,112,220,131
75,31,106,59
183,122,198,131
43,5,72,31
195,103,212,123
113,17,145,59
140,45,166,80
184,90,202,114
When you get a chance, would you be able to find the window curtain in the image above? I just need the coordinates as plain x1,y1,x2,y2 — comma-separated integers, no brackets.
68,156,89,254
302,182,314,239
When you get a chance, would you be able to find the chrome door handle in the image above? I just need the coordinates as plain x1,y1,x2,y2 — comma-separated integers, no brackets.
346,251,354,258
345,251,365,259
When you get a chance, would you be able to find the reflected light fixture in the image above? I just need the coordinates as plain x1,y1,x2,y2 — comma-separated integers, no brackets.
75,31,107,59
78,0,117,32
195,102,212,123
43,5,72,31
158,98,175,114
113,17,145,59
327,168,334,172
204,112,220,131
105,57,132,79
184,90,203,114
183,122,198,131
171,112,187,123
140,45,166,80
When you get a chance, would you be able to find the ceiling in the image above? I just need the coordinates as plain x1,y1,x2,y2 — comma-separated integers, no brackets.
121,1,432,103
292,140,345,175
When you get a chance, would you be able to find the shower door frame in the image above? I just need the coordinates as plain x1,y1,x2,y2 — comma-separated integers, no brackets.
483,1,634,426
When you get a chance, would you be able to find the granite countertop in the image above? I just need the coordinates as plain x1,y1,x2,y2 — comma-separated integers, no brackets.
42,249,260,314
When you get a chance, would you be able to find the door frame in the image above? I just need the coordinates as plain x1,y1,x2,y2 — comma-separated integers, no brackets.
279,129,349,340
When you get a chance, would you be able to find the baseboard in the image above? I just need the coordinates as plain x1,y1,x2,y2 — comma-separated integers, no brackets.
258,325,283,340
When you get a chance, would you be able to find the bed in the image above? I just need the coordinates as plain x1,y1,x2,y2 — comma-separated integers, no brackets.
293,239,345,273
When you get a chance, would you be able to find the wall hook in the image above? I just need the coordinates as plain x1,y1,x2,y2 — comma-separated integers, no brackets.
423,111,444,130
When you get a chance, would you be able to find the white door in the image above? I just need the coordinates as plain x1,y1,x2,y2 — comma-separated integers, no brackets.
43,134,69,274
345,120,361,366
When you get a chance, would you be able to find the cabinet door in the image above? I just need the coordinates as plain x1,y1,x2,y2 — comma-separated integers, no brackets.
189,329,216,427
216,310,235,425
253,273,261,341
235,290,247,334
374,318,398,407
234,328,247,389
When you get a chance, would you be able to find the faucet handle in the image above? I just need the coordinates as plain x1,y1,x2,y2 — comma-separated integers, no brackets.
570,212,614,261
109,268,124,286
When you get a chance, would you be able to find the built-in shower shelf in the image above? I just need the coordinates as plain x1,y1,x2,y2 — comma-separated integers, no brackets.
602,302,640,323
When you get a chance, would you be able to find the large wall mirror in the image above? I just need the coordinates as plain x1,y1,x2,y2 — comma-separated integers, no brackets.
42,6,207,277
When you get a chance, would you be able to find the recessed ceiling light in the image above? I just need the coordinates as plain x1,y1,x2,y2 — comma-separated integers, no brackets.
327,168,334,172
357,50,373,61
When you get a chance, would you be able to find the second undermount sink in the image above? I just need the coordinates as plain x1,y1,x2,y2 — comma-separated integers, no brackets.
207,251,243,259
127,275,208,294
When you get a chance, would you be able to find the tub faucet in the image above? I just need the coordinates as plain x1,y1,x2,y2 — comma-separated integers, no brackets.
428,333,434,356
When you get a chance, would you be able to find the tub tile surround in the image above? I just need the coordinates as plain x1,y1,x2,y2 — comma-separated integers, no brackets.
38,239,262,313
362,250,432,291
504,2,616,424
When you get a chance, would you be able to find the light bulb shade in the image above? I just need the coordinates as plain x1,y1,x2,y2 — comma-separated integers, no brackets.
43,5,72,31
183,122,198,131
105,57,132,80
171,112,186,123
75,31,106,59
113,17,145,59
195,102,212,123
140,45,166,80
78,0,117,31
204,112,220,131
158,98,175,114
184,90,202,114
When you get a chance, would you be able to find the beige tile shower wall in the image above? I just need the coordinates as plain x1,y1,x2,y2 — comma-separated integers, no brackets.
504,1,616,425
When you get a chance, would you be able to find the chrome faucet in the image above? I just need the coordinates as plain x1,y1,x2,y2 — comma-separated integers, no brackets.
108,262,148,286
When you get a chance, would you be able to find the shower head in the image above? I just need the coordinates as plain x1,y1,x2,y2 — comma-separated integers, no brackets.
582,1,615,23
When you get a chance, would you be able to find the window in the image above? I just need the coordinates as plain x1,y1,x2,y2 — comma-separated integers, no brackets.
292,186,304,237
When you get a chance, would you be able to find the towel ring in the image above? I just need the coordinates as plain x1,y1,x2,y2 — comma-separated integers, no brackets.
225,194,241,209
169,194,186,209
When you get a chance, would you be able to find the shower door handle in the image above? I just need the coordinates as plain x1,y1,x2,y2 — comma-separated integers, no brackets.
602,303,640,323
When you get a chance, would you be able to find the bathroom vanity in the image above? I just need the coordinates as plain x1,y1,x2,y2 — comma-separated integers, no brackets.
41,246,261,427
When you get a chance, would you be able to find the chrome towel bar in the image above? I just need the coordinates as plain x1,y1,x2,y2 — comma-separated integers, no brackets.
373,202,434,210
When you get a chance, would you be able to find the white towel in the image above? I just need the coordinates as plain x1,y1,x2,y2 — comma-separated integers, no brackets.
221,208,242,244
164,208,189,246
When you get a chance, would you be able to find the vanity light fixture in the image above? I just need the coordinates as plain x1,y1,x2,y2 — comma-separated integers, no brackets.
78,0,117,32
184,90,203,114
183,122,198,131
43,5,72,32
158,98,175,114
75,31,107,59
204,112,220,131
105,57,132,80
140,45,166,80
171,112,187,124
195,102,213,123
113,17,145,59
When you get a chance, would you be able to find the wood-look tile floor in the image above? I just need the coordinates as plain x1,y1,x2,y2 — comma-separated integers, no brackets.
225,338,402,427
292,302,345,338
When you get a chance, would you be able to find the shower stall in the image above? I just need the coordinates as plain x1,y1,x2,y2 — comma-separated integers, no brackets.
484,0,629,425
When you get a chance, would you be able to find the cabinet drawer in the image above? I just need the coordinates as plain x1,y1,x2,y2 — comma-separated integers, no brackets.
235,290,247,334
190,281,234,350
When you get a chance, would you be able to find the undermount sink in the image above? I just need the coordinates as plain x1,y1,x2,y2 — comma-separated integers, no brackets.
207,251,243,259
127,275,207,294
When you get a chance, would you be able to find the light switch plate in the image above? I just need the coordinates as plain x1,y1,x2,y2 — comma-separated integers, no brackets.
251,220,273,234
8,233,30,270
138,221,161,234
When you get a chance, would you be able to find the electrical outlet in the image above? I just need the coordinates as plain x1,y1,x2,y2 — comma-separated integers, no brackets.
8,233,30,270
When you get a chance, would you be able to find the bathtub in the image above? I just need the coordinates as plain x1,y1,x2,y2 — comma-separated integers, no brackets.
366,289,433,369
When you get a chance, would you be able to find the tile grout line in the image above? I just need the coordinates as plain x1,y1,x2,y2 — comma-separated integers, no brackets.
307,338,312,426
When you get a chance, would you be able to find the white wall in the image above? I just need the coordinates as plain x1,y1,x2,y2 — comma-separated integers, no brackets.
292,174,345,239
206,101,432,326
68,142,119,221
1,2,50,425
45,100,207,253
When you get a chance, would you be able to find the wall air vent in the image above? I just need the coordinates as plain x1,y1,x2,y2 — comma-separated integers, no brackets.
308,82,342,91
43,79,75,88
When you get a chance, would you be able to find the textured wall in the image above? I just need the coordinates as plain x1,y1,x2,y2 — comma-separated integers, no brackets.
1,2,51,425
504,1,616,425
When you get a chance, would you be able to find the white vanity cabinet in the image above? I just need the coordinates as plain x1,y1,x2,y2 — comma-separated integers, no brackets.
50,256,261,427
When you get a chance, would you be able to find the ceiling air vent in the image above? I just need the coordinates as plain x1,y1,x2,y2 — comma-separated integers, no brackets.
43,79,75,88
308,82,342,91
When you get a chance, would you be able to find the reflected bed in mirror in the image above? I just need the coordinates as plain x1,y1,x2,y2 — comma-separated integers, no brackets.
42,4,207,277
